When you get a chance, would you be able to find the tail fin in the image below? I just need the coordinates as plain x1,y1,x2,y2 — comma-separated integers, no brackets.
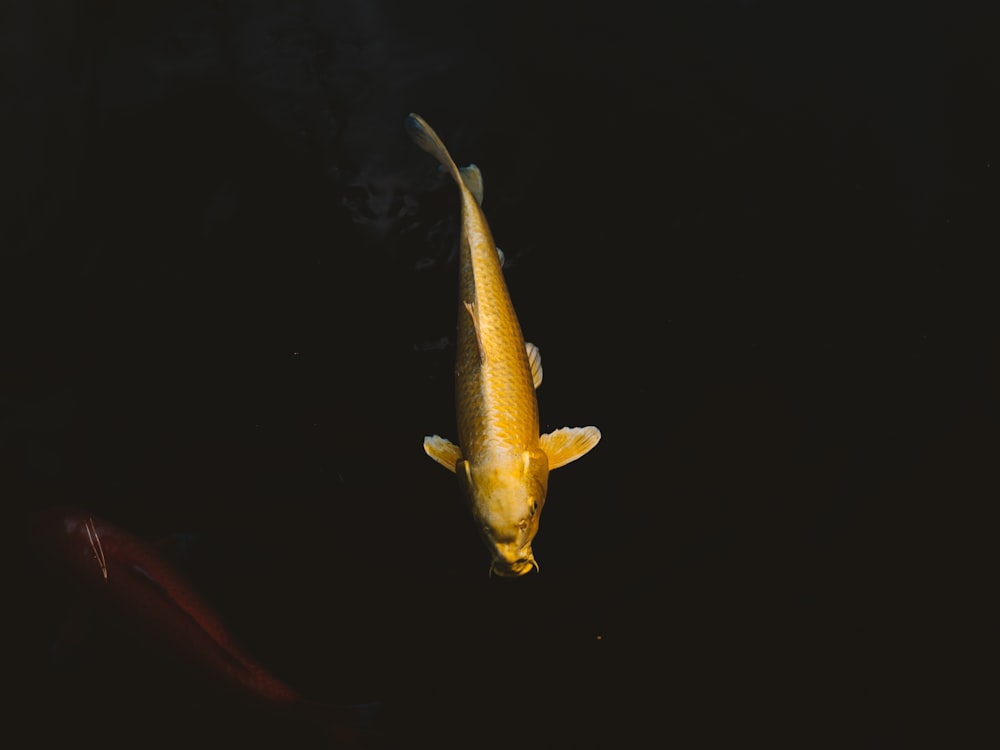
405,113,463,185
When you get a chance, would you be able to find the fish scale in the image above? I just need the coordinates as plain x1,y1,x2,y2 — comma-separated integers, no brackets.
455,223,538,461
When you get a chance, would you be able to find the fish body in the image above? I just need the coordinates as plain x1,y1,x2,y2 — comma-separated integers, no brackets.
30,506,371,747
406,113,600,576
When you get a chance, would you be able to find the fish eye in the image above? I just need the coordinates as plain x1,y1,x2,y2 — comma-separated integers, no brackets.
482,526,491,537
518,519,528,531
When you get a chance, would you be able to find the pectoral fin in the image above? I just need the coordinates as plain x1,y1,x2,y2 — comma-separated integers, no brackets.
526,343,543,389
424,435,462,472
539,426,601,470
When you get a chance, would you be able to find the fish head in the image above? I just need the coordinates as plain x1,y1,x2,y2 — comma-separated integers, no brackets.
458,450,550,577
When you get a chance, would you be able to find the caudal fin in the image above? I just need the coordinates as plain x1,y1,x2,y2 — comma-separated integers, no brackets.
405,113,463,185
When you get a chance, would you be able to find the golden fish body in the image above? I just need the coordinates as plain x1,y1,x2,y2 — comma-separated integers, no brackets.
406,113,600,576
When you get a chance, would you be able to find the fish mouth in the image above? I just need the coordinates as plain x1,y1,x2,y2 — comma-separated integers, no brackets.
490,557,539,577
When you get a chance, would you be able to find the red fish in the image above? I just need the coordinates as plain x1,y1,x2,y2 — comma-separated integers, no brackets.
30,505,375,748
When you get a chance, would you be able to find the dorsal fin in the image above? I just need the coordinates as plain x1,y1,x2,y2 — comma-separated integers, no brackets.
464,300,486,363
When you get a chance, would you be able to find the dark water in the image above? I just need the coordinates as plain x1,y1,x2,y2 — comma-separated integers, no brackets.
5,1,996,747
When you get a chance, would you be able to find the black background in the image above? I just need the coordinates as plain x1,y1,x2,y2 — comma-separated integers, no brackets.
5,1,996,747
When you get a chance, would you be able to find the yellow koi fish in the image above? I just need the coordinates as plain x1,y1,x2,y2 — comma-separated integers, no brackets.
405,113,601,576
